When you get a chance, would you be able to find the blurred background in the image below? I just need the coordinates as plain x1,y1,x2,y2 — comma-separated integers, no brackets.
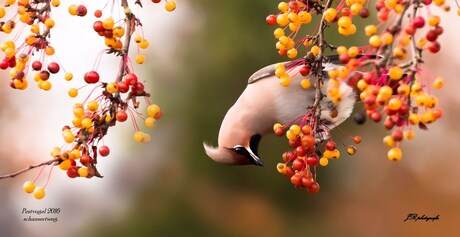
1,0,460,236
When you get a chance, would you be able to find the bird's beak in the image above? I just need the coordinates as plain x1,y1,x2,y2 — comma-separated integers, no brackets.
246,148,264,166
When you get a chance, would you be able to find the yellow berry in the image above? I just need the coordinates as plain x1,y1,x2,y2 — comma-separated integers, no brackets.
310,45,320,56
45,18,55,29
428,15,440,26
147,104,160,117
350,3,362,15
421,110,435,124
276,163,287,173
139,40,150,49
290,125,301,135
41,80,52,90
68,4,78,15
278,2,289,12
336,46,347,55
301,79,311,89
433,77,444,89
33,187,46,199
287,48,298,59
102,18,114,30
81,118,92,129
348,46,359,57
65,72,73,81
165,0,176,12
383,135,394,148
388,98,402,110
0,7,5,18
381,32,393,45
59,159,72,170
347,145,357,155
388,66,403,80
106,82,118,93
87,100,99,112
145,117,156,128
276,13,289,27
369,35,382,47
133,131,146,143
51,0,60,7
387,147,402,161
403,130,415,140
338,16,352,29
62,131,75,143
78,167,88,177
23,181,35,193
135,54,145,64
298,11,312,24
408,113,420,125
68,88,78,98
274,28,285,39
319,157,329,166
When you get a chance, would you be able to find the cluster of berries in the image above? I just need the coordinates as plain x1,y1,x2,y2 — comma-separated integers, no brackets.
266,0,453,194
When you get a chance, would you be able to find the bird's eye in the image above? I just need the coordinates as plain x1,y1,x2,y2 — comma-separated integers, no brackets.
233,146,245,155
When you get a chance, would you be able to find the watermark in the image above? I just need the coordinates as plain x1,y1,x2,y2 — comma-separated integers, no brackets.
404,213,440,222
21,208,60,223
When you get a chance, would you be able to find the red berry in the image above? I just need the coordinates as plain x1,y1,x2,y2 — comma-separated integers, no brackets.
124,73,138,85
274,127,284,136
384,118,394,130
116,110,128,122
154,110,163,120
428,41,441,53
283,167,295,179
32,61,42,71
341,8,351,17
289,1,299,10
80,154,92,166
94,10,102,18
306,156,319,166
426,30,438,42
39,70,50,80
151,0,161,3
84,71,100,84
339,53,350,63
67,166,78,178
326,141,336,151
77,5,87,17
392,129,403,142
359,8,369,18
405,25,416,35
295,146,307,157
433,26,443,36
290,174,302,186
117,81,129,93
423,0,432,4
371,111,382,122
132,82,145,95
413,16,425,28
302,176,314,188
292,158,305,171
47,62,60,74
0,59,9,70
308,182,320,194
93,21,104,32
266,14,277,26
375,0,385,10
104,29,113,38
299,65,310,76
99,145,110,157
353,136,362,144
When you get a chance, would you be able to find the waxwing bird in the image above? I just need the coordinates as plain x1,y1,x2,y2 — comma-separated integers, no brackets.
204,58,357,166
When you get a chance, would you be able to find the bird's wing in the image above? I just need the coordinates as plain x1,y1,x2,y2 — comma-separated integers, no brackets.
248,64,276,84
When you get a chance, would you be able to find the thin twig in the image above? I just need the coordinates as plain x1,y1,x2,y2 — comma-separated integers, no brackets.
0,159,58,179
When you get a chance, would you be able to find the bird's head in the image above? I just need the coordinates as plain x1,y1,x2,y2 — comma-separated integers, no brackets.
203,134,264,166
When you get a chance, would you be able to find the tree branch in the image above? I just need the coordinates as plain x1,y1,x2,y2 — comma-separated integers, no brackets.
0,159,57,179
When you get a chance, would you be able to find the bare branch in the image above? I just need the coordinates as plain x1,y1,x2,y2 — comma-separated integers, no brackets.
0,159,57,179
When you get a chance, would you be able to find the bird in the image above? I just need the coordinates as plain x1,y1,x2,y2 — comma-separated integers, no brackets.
203,57,357,166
